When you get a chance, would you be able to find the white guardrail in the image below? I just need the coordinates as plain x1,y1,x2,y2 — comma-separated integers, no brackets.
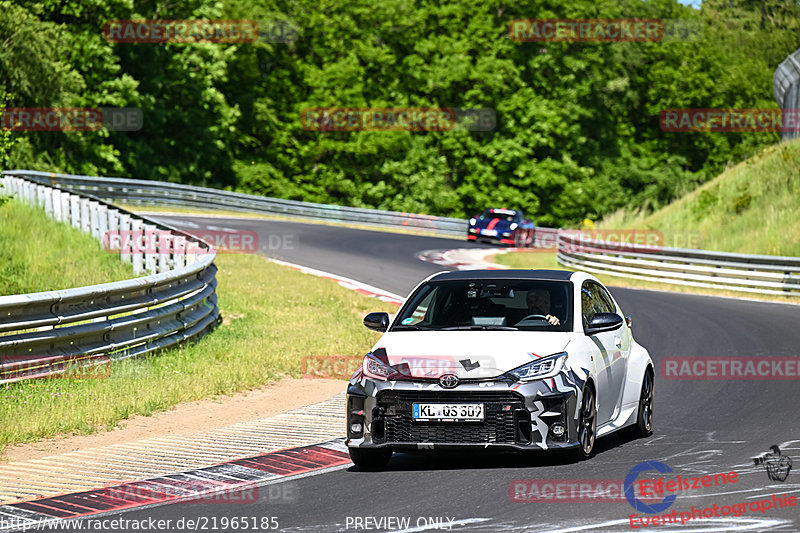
3,170,468,237
556,232,800,297
0,173,220,383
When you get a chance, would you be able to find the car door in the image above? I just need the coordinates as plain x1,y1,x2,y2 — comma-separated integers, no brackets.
581,281,628,425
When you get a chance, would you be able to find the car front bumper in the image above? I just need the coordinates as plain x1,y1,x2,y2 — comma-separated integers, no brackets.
345,370,587,452
467,228,515,245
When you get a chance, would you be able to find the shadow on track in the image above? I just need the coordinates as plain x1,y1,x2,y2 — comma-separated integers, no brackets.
346,432,654,473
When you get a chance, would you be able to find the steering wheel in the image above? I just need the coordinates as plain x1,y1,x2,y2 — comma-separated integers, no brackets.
517,314,550,322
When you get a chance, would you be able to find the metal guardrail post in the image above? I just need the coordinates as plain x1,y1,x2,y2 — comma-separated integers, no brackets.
89,201,101,240
130,218,144,275
97,204,109,246
80,198,91,234
119,213,132,264
25,181,34,206
59,190,70,224
157,230,171,274
52,189,63,221
174,234,186,269
44,188,54,218
143,223,157,274
70,195,80,229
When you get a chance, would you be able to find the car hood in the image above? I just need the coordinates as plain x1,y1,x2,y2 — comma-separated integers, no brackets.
370,331,573,379
473,217,515,231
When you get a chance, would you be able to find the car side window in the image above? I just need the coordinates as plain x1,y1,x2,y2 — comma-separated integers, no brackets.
581,283,594,327
400,286,437,326
596,285,616,314
581,281,613,328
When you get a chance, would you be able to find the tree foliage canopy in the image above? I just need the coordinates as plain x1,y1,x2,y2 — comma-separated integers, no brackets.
1,0,798,225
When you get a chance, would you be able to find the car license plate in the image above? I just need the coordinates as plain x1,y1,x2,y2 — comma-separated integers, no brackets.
481,229,497,236
412,403,484,422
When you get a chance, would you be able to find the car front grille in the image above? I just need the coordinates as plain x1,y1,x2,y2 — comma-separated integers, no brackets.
373,390,528,445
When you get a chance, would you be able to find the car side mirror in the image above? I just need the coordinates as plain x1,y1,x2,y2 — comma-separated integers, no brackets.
363,312,390,332
586,313,624,335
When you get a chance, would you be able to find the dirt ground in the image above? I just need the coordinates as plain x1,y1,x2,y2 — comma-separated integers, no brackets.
2,377,347,463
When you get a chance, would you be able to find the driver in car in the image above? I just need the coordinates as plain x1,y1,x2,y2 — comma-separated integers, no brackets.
525,288,561,326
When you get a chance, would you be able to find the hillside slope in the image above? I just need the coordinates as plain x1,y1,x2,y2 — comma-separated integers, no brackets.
600,138,800,256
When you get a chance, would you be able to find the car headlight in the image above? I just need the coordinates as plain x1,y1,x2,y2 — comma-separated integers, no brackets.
508,352,567,381
510,223,518,230
469,218,477,225
363,353,392,380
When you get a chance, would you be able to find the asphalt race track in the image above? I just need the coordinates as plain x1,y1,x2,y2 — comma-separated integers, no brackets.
40,215,800,532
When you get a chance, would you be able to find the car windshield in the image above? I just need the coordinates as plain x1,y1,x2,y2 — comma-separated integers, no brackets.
392,279,572,332
480,209,520,222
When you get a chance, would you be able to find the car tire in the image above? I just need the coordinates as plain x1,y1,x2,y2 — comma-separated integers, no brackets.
348,447,392,470
574,383,597,460
627,368,654,438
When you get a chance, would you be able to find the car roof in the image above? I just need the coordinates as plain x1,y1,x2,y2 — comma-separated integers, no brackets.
428,269,575,282
485,208,519,215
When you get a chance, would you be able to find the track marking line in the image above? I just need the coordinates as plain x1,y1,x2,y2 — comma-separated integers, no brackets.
0,394,347,505
0,440,352,531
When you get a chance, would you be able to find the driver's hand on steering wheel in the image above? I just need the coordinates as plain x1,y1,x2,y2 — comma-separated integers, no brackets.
546,314,561,326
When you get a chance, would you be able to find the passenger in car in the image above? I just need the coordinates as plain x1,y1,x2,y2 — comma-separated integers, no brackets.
524,288,561,326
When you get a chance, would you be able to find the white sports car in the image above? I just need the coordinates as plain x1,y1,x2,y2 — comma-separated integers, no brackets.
345,269,654,469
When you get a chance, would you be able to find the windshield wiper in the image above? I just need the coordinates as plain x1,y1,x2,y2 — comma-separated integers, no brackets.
392,324,436,330
440,325,519,331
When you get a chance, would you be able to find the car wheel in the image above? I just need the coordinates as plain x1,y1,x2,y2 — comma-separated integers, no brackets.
514,231,524,248
630,369,654,438
348,447,392,470
575,384,597,460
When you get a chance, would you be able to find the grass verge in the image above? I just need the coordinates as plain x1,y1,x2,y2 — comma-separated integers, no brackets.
0,252,396,453
0,198,135,295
